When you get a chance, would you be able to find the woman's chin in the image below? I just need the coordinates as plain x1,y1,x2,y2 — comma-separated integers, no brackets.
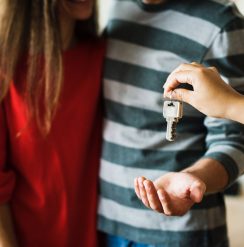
141,0,166,4
63,0,94,21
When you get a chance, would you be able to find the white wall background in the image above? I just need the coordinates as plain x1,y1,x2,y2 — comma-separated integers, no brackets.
98,0,112,31
235,0,244,14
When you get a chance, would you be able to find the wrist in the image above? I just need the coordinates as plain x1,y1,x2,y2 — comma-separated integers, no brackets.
225,94,244,124
181,170,207,189
182,159,229,194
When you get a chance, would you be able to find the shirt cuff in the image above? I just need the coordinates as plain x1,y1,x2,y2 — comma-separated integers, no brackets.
203,145,244,186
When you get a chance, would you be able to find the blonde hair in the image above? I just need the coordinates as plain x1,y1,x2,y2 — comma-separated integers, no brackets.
0,0,97,133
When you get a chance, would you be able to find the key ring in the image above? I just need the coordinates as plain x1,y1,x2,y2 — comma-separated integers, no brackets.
170,89,183,103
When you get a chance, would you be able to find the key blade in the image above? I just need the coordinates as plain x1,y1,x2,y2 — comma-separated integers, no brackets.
166,118,177,141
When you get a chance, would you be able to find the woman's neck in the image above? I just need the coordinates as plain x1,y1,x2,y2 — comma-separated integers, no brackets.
59,8,76,50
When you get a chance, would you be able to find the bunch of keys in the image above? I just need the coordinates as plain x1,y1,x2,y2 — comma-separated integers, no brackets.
163,95,183,142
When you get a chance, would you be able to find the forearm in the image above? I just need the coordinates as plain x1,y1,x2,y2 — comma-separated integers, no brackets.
182,158,229,194
225,94,244,124
0,204,18,247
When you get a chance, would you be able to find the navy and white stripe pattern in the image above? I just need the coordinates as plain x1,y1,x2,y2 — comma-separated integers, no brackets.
98,0,244,246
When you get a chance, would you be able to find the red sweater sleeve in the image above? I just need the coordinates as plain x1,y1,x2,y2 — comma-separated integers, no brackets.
0,104,16,204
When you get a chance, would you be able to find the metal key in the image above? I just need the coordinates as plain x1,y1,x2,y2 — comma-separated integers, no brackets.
163,100,183,141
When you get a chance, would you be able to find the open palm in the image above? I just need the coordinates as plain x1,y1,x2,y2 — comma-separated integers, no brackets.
134,172,206,216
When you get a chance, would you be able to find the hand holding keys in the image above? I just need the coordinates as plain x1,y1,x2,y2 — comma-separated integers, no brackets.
163,100,183,141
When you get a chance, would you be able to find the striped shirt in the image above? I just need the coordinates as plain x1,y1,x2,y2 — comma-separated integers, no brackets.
98,0,244,246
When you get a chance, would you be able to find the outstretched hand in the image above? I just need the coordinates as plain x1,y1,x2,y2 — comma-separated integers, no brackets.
134,172,206,216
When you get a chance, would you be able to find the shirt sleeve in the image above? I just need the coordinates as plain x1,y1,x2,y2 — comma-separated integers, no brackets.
201,17,244,186
0,103,16,204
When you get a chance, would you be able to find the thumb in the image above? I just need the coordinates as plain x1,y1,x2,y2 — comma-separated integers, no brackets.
189,180,206,203
164,88,192,104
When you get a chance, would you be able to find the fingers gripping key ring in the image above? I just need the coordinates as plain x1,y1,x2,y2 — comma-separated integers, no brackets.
170,90,174,102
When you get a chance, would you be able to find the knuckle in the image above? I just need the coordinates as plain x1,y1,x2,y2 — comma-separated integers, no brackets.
195,67,206,74
179,63,187,69
146,185,153,193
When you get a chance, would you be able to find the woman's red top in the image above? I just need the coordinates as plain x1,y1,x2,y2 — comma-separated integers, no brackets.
0,39,105,247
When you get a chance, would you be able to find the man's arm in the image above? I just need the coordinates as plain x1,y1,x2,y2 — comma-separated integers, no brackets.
0,204,18,247
134,7,244,218
134,17,244,216
182,158,228,194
